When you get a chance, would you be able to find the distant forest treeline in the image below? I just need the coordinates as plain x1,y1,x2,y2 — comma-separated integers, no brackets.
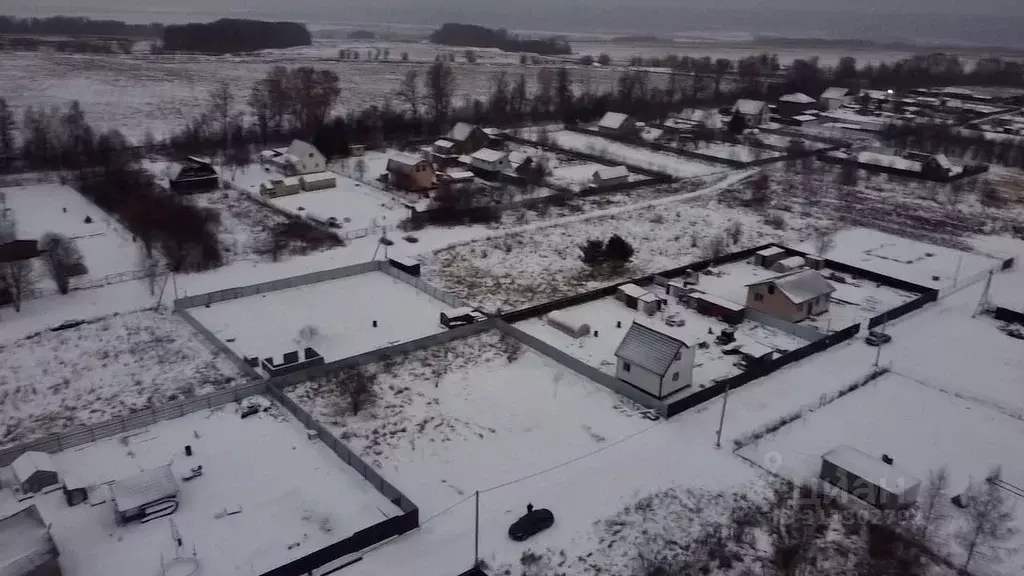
0,15,162,38
430,23,571,55
162,19,311,54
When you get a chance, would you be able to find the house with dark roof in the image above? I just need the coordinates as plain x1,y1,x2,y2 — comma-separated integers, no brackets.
614,321,695,398
169,156,219,194
596,112,637,137
746,269,836,322
447,122,488,155
732,99,771,128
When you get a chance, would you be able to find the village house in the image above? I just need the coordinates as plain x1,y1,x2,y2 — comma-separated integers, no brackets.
777,93,818,118
732,99,771,128
386,153,436,192
591,165,629,188
259,176,301,198
430,139,459,166
11,451,60,495
614,321,695,399
596,112,637,138
820,87,853,110
746,269,836,323
468,148,511,177
169,156,219,194
447,122,489,155
270,140,327,175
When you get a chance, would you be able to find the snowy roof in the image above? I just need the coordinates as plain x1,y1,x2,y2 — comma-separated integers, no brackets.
0,505,57,576
594,165,629,181
433,139,455,149
693,292,745,312
448,122,479,142
300,172,337,183
823,445,921,494
756,246,786,257
259,150,280,160
598,112,631,130
282,177,301,187
775,256,806,270
287,139,323,160
739,342,775,359
271,147,288,154
508,151,532,166
275,153,300,165
793,114,819,122
617,283,650,299
111,465,179,513
749,269,836,304
483,127,502,135
457,154,473,165
388,153,427,173
11,452,56,484
734,99,768,115
445,306,475,318
637,293,662,304
932,154,952,170
863,89,891,100
615,322,688,376
779,92,816,104
471,148,508,163
821,87,850,100
445,170,475,181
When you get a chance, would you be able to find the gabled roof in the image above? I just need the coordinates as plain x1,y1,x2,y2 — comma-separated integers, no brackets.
508,151,533,166
449,122,480,142
387,153,428,174
434,139,455,149
111,465,179,513
470,148,508,163
931,154,952,169
598,111,631,130
779,92,816,104
0,505,57,576
286,139,323,161
747,269,835,305
734,99,768,115
594,165,629,181
615,321,688,376
11,452,56,483
821,87,850,100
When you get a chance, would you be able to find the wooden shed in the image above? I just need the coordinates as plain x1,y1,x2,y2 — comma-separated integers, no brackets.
11,452,60,495
820,446,921,509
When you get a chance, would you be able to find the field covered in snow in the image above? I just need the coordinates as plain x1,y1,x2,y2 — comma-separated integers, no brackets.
189,270,452,362
0,310,243,449
524,129,724,179
0,398,401,576
269,177,409,230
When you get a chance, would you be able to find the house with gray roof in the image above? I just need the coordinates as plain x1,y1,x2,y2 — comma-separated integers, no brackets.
745,268,836,322
614,321,695,398
733,99,771,128
596,112,637,137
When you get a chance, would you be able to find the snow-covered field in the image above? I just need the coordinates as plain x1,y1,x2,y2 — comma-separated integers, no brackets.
270,178,408,230
285,330,653,513
525,129,724,179
0,398,402,576
694,259,917,331
189,271,452,362
2,183,142,281
0,310,243,449
516,295,808,390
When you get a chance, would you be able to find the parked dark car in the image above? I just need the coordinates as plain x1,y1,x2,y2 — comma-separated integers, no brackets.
865,330,892,346
508,507,554,541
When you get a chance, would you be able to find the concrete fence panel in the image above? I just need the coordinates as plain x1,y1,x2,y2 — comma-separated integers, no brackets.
744,308,825,342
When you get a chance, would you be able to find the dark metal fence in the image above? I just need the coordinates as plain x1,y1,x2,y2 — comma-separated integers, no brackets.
994,306,1024,326
867,290,939,329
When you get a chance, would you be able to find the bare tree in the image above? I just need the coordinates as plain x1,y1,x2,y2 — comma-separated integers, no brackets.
813,228,836,256
395,70,421,120
425,62,456,126
337,369,375,415
916,466,950,545
510,74,528,118
353,157,367,182
956,466,1019,572
0,98,15,165
248,78,272,143
207,81,234,146
39,232,84,295
290,67,341,136
1,260,35,311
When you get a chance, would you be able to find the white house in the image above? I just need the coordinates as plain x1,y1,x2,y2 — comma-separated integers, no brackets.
597,112,636,136
469,148,511,174
820,87,853,110
614,321,694,398
591,165,629,188
733,99,771,128
271,140,326,175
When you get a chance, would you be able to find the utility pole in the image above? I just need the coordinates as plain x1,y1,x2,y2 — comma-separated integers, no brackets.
715,379,731,449
474,490,480,568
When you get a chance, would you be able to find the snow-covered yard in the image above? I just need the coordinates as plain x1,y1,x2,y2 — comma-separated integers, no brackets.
690,141,785,164
0,398,402,576
516,295,808,391
0,310,243,449
525,129,724,179
270,177,409,230
188,270,452,362
2,183,141,280
694,258,918,331
285,330,653,513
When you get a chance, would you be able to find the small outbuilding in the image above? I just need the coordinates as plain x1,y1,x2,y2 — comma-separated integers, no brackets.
615,321,694,398
596,112,636,137
746,269,835,323
388,256,421,277
387,153,436,192
771,256,807,273
0,505,61,576
11,452,59,495
820,445,921,509
820,87,853,110
259,177,301,198
591,165,630,188
169,157,219,194
616,283,663,315
447,122,489,155
545,310,591,339
299,172,337,191
681,291,745,325
733,99,771,128
111,465,180,524
468,148,511,175
753,246,787,268
777,92,818,117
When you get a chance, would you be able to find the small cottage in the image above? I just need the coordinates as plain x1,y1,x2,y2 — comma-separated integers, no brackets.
772,256,807,273
591,165,630,188
820,87,852,110
259,177,301,198
469,148,511,175
299,172,337,191
614,322,694,398
597,112,636,137
820,445,921,509
746,269,835,322
11,451,59,495
777,92,818,117
447,122,488,155
271,140,327,175
169,156,219,194
387,153,436,192
111,465,179,524
616,283,663,315
753,246,788,268
733,99,771,128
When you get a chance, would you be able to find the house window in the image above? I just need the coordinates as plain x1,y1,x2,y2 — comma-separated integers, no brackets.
672,372,680,382
623,362,631,373
754,293,764,302
767,285,776,295
308,153,314,158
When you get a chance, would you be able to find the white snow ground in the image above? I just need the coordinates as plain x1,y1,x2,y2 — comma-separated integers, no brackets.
691,141,785,164
0,398,402,576
269,177,409,231
516,294,808,390
188,270,452,362
0,310,243,449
